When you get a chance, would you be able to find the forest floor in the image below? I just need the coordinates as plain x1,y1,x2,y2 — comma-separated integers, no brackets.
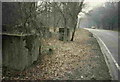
3,28,111,80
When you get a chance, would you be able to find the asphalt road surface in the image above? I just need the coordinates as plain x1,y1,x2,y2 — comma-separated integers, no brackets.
84,28,119,80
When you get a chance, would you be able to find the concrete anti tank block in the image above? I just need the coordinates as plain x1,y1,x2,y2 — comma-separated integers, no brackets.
2,34,40,71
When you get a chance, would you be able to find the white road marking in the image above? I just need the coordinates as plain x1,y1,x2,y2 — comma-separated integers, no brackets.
94,33,120,71
84,28,119,80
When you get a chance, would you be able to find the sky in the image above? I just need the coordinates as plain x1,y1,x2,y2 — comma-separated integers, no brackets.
80,0,119,14
78,0,107,18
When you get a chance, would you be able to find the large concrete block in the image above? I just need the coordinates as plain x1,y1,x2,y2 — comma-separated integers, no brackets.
59,28,70,41
2,34,40,71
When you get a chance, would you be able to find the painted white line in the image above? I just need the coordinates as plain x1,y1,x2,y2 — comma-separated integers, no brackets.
84,28,119,80
94,33,120,71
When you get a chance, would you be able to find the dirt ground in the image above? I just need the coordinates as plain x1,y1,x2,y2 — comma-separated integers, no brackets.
3,28,111,80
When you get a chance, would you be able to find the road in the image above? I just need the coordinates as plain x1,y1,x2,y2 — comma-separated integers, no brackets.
84,28,119,80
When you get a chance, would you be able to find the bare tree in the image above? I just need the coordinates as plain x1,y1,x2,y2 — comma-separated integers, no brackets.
66,2,84,41
83,1,118,30
51,2,84,41
2,2,37,34
36,1,85,41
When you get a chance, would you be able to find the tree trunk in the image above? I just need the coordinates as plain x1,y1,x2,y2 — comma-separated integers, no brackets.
63,19,68,41
71,24,76,41
71,18,78,41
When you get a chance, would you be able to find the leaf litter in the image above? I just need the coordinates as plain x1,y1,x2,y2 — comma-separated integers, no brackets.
3,29,111,80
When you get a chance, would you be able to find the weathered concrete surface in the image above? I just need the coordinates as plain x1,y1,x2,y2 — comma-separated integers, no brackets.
59,28,70,41
2,34,40,71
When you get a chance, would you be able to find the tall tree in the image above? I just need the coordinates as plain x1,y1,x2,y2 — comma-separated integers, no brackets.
51,2,84,41
83,1,118,30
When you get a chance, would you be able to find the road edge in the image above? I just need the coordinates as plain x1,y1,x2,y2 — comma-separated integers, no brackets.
91,32,119,81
